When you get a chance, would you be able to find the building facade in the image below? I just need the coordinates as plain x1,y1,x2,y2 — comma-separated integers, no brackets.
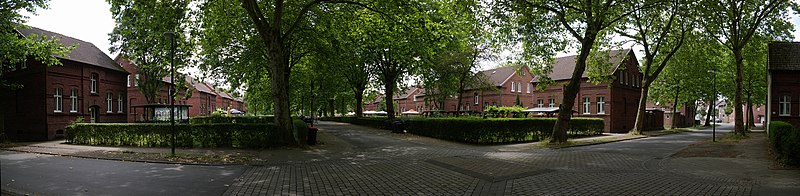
2,27,128,140
767,42,800,129
531,49,643,133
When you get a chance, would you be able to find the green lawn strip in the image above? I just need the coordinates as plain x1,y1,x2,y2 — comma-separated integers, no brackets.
79,150,255,165
536,134,645,149
642,128,693,137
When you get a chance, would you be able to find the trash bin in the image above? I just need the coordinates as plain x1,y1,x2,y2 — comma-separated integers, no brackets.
391,120,404,133
307,126,318,145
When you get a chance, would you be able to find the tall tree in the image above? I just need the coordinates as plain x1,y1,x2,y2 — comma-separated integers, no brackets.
699,0,796,135
108,0,192,104
1,0,74,89
493,0,657,143
616,0,692,134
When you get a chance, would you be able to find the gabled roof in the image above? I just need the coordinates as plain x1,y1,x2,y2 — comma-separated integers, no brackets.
533,49,633,82
17,26,126,73
186,76,217,95
218,90,234,99
479,66,518,86
393,87,421,100
768,42,800,71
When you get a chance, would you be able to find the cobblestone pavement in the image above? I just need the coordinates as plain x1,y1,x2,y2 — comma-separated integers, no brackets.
224,122,800,195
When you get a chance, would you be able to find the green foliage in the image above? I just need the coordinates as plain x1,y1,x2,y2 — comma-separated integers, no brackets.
108,0,193,104
1,0,75,89
188,115,274,124
484,105,526,118
768,121,800,166
65,119,308,148
322,117,604,144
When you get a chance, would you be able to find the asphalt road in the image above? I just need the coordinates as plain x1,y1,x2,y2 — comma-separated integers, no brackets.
0,152,244,195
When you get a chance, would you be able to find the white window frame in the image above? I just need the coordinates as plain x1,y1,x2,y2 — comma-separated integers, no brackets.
127,74,131,87
118,94,123,113
91,74,98,93
527,83,531,93
474,94,479,105
106,92,113,113
70,88,78,112
537,99,544,108
597,96,606,114
135,74,140,86
54,88,62,112
583,97,591,114
517,82,522,92
780,95,791,116
511,82,515,92
548,98,555,107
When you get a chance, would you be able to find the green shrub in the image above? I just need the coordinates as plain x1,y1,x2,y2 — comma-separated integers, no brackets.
65,120,307,148
189,115,275,124
323,116,604,144
769,121,800,166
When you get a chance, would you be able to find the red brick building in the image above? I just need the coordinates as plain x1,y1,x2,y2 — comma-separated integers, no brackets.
531,49,643,133
442,66,536,112
394,86,424,115
2,27,128,140
116,56,189,122
767,42,800,129
649,102,697,128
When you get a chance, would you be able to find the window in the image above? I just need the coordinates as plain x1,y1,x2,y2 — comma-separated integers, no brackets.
127,74,131,87
527,83,531,93
474,93,479,105
118,94,123,113
623,72,628,85
492,102,497,106
106,92,113,113
484,102,488,109
511,82,515,92
619,72,623,84
583,97,591,114
413,95,417,102
54,87,63,112
135,74,140,86
537,99,544,108
780,95,791,116
597,96,606,114
90,73,98,93
517,82,522,92
548,98,556,107
70,89,78,112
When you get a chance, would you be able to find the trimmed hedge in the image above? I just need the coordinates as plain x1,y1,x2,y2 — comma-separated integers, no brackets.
769,121,800,166
65,119,308,148
322,117,604,144
189,115,274,124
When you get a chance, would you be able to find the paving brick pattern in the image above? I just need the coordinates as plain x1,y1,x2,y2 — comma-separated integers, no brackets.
223,123,797,195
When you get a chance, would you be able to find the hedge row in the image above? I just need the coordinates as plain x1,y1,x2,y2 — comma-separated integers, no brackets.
322,117,604,144
65,120,308,148
769,121,800,166
188,115,274,124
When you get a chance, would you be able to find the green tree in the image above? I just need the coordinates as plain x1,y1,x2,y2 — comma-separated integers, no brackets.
699,0,797,135
493,0,657,143
1,0,74,89
615,0,692,134
108,0,192,104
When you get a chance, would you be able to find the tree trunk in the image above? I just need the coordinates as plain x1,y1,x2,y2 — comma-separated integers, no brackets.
705,102,712,126
354,87,364,117
746,90,754,130
384,78,396,120
456,80,465,117
733,49,746,136
551,36,596,143
268,49,296,145
632,80,652,134
328,98,335,117
671,86,680,129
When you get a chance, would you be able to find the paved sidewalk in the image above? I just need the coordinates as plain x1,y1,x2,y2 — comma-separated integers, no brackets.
3,122,798,195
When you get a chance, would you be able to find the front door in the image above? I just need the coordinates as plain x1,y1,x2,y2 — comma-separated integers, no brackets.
89,107,97,123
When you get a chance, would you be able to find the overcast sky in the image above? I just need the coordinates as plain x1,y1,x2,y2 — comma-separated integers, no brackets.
24,0,800,71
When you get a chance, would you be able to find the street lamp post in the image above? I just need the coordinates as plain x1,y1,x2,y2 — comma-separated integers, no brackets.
164,32,176,155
